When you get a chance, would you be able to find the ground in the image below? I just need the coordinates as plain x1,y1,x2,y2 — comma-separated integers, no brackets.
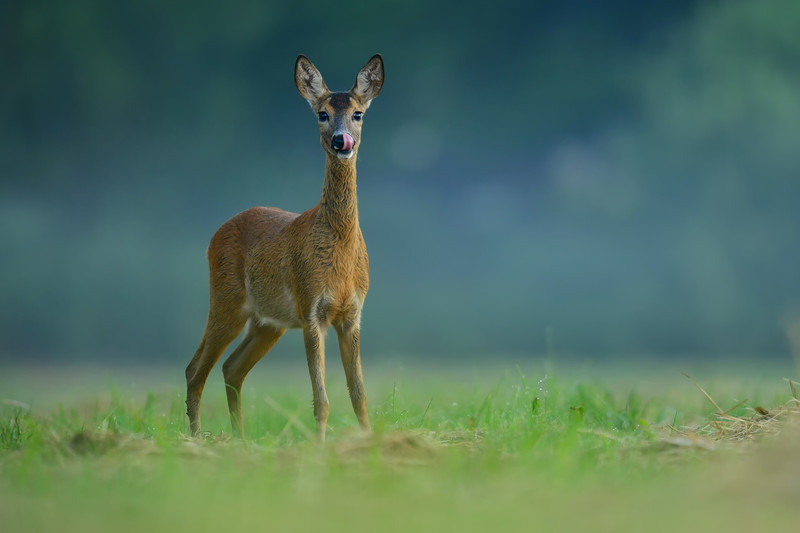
1,359,798,532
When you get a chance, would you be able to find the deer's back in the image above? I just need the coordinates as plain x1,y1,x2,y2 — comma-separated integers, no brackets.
208,205,368,330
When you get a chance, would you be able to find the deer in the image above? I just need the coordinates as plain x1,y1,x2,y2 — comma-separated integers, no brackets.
185,54,384,442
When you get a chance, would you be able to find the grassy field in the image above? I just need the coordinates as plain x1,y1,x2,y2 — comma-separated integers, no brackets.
1,359,798,532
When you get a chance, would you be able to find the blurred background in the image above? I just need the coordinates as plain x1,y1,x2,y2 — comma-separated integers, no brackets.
1,0,799,365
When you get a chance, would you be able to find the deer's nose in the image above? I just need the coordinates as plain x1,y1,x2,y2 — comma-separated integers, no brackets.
331,133,354,152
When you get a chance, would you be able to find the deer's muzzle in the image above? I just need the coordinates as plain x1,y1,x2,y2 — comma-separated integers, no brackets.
331,133,354,152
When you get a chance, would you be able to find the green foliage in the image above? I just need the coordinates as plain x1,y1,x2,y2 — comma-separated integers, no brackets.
0,408,33,450
2,0,800,360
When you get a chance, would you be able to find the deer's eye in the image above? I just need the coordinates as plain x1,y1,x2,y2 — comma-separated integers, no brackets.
318,112,329,122
352,111,362,122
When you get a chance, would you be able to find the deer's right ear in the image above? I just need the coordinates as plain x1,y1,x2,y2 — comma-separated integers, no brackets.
295,55,329,107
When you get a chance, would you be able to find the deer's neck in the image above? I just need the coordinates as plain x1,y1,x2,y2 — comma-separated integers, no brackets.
318,157,359,238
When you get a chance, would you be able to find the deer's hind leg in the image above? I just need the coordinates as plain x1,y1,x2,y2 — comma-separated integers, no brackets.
186,253,251,435
186,222,252,435
223,321,285,437
185,306,247,436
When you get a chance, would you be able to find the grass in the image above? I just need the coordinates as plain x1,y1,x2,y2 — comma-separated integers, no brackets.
1,360,799,532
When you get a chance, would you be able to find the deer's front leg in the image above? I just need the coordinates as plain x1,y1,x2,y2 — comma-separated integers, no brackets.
303,324,329,442
336,323,370,431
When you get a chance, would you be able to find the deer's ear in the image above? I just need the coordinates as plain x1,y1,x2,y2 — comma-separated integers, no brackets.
295,55,329,106
351,54,384,107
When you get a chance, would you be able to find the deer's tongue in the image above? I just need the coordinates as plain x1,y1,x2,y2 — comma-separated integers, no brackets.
342,133,354,151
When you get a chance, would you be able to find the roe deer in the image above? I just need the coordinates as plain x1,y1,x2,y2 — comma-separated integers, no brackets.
185,54,384,441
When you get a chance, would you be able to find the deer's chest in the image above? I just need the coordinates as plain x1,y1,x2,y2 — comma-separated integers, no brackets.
311,288,364,330
305,240,368,328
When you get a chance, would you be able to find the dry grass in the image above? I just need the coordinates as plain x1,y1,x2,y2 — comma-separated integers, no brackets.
662,376,800,450
51,425,470,471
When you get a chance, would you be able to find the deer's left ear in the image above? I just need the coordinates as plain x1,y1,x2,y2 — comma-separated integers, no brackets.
295,55,330,107
351,54,384,107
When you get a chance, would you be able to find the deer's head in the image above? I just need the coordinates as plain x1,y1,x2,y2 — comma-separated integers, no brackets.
295,55,384,160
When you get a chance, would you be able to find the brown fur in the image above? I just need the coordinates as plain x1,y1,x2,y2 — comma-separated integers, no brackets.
185,55,384,441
